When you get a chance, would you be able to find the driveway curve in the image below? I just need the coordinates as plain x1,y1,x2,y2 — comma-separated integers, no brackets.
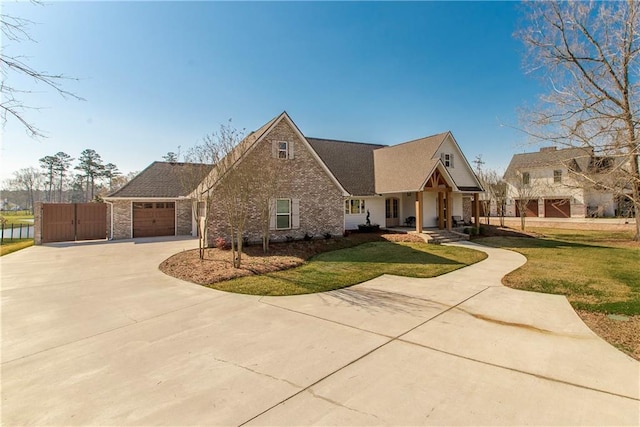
1,237,638,426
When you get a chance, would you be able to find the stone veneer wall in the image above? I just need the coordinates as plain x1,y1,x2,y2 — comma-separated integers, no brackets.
207,119,344,245
111,200,131,239
462,196,472,225
176,199,193,236
33,201,43,244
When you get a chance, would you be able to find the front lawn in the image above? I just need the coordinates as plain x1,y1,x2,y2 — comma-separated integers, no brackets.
476,228,639,358
211,241,486,296
476,232,639,315
161,233,486,296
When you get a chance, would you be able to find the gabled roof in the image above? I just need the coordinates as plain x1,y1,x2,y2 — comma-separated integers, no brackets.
374,132,451,193
107,161,213,198
201,111,349,196
307,138,385,196
504,147,593,178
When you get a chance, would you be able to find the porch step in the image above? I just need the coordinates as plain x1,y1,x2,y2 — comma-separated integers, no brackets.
422,229,469,244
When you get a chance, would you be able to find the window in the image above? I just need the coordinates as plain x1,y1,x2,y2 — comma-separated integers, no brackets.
522,172,530,185
553,170,562,183
441,153,454,167
276,199,291,229
345,199,366,215
278,141,288,159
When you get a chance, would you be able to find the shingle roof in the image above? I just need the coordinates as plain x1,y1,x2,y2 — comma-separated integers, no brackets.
504,147,593,177
307,137,385,196
107,161,213,198
374,132,450,193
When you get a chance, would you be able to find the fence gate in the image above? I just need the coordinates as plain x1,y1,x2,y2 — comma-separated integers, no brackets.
41,203,106,243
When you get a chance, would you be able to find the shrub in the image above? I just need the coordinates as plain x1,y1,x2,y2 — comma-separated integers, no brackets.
303,232,313,241
214,237,230,250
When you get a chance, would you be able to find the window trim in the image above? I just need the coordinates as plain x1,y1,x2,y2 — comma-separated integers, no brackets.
277,141,289,159
345,199,366,215
275,198,292,230
553,169,562,183
522,172,531,185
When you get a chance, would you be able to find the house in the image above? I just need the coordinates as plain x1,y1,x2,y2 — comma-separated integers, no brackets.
104,162,213,239
105,112,483,241
503,146,632,218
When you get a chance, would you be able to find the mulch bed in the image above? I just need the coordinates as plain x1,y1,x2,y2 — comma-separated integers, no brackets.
577,310,640,360
160,232,425,285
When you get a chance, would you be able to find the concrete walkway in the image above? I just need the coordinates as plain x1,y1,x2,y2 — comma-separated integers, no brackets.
1,238,638,426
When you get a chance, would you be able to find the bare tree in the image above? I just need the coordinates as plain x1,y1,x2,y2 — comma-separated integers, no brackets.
183,122,249,262
476,168,506,226
517,0,640,240
1,2,83,138
506,170,542,231
7,167,42,213
102,163,120,191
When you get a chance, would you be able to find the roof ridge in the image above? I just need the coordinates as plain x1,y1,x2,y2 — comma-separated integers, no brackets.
307,136,386,147
377,131,450,151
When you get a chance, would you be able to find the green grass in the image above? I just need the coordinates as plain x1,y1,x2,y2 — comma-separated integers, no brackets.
1,212,34,225
1,239,34,256
207,241,487,296
476,230,639,315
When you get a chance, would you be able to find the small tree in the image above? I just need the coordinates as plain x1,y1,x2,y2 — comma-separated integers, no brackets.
506,170,541,231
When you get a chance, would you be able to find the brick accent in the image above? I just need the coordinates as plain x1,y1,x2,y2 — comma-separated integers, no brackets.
111,200,131,239
176,199,193,236
462,196,472,225
207,119,344,245
34,201,43,245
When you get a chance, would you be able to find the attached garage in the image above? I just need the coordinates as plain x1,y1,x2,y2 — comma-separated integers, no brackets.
104,161,213,240
544,198,571,218
133,202,175,237
515,199,539,217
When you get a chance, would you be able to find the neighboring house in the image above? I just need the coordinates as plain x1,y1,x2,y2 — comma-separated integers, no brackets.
104,162,213,239
503,146,631,218
105,111,483,241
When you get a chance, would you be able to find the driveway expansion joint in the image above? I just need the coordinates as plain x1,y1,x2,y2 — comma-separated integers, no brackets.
241,286,491,426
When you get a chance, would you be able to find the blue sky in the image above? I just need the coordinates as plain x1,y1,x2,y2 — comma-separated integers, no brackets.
1,1,542,182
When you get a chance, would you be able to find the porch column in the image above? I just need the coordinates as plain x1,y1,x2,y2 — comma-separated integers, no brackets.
415,191,423,233
438,192,444,229
473,192,480,231
446,190,452,231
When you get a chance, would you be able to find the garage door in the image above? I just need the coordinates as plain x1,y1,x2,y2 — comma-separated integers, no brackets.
133,202,175,237
545,199,571,218
515,200,539,217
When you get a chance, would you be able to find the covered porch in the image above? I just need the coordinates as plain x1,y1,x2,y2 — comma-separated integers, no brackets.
381,168,481,233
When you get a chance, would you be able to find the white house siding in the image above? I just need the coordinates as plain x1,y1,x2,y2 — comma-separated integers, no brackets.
585,191,616,217
434,135,480,189
344,196,385,230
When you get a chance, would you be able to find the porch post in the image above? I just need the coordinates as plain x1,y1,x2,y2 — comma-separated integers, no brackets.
473,192,480,232
415,191,423,233
446,190,452,231
438,192,444,229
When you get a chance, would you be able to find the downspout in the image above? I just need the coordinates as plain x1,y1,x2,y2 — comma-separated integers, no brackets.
105,200,114,240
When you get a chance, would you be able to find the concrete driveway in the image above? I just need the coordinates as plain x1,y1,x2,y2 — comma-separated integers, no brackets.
1,237,638,426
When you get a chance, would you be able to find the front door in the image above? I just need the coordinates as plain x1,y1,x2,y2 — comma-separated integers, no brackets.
385,198,399,227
